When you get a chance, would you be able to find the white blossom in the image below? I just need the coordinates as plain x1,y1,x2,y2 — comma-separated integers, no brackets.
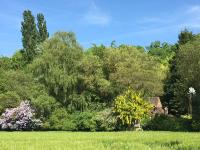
189,87,196,95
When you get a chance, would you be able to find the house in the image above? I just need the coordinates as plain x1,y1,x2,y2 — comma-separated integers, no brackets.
149,97,168,115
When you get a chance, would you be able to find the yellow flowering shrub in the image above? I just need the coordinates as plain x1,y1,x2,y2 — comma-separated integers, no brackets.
114,89,152,126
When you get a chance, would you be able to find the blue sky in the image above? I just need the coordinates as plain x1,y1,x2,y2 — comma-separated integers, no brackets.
1,0,200,56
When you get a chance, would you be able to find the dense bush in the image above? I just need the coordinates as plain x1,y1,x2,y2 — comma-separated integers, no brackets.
32,94,59,119
44,109,117,131
143,114,192,131
192,120,200,131
0,101,42,130
44,108,76,131
73,112,96,131
94,108,117,131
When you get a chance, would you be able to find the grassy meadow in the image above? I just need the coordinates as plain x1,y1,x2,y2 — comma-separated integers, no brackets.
0,131,200,150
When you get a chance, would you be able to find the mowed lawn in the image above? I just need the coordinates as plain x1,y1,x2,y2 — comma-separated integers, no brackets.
0,131,200,150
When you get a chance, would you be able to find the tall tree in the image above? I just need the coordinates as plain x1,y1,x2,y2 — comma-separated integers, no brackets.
21,10,38,62
177,35,200,120
162,44,183,116
29,32,83,109
163,30,194,116
37,13,49,43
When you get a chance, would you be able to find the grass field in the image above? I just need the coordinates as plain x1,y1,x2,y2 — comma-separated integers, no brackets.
0,131,200,150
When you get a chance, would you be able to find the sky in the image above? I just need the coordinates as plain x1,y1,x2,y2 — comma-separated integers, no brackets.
1,0,200,56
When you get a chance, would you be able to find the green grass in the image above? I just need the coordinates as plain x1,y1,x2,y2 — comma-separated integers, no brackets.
0,131,200,150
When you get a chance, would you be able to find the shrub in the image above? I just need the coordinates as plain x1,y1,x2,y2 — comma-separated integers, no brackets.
192,120,200,131
45,110,98,131
143,114,192,131
0,101,42,130
45,108,76,131
114,89,152,129
32,94,59,119
94,108,117,131
73,111,96,131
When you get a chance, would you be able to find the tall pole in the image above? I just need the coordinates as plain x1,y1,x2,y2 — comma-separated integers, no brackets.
188,87,196,116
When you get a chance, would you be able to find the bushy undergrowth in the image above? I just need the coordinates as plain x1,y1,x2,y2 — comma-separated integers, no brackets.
43,109,118,131
191,120,200,131
94,108,117,131
143,114,192,131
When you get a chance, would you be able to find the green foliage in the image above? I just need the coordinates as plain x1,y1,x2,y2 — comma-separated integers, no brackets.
191,120,200,131
21,10,38,62
144,114,192,131
0,91,20,114
107,45,165,96
78,53,112,105
89,44,166,97
0,51,26,70
45,108,76,131
162,44,183,116
11,50,26,69
177,37,200,89
32,94,59,119
162,29,195,117
114,89,152,127
178,29,194,45
192,94,200,121
147,41,175,65
94,108,117,131
174,35,200,118
29,32,83,107
37,13,49,43
1,10,199,131
0,56,12,70
0,69,57,120
73,111,97,131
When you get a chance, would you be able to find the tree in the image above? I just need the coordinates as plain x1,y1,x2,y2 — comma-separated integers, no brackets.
77,53,112,106
21,10,38,62
114,89,152,130
0,56,12,70
162,30,194,116
147,41,175,65
108,45,165,96
11,50,26,70
176,35,200,120
29,32,83,109
162,44,183,116
178,29,194,45
37,13,49,43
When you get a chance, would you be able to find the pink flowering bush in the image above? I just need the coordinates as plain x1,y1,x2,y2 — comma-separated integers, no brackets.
0,101,42,130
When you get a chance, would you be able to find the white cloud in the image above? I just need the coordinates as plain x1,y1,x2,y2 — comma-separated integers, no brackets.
82,2,111,26
187,5,200,13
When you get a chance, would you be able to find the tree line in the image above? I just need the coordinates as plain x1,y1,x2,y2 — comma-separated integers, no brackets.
0,10,199,131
